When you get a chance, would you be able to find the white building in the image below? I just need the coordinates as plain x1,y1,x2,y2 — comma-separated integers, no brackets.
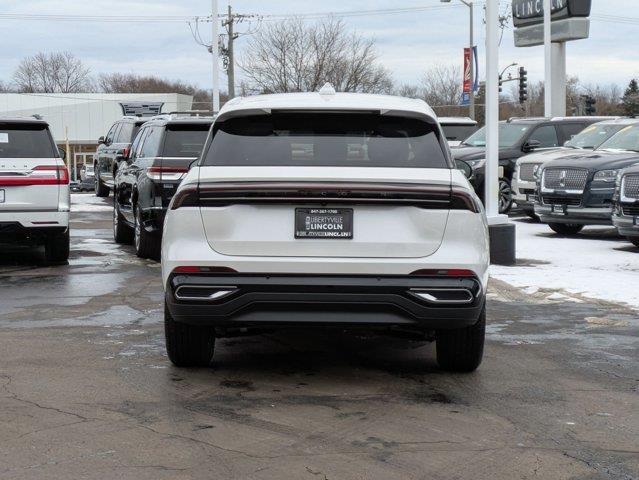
0,93,194,175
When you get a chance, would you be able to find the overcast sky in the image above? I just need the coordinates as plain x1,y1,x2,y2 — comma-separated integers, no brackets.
2,0,638,95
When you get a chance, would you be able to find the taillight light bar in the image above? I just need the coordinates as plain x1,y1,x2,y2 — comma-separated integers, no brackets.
170,182,481,213
0,165,69,186
148,166,189,181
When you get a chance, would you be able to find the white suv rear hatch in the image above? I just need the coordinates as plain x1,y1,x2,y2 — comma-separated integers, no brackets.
0,121,63,212
196,111,453,259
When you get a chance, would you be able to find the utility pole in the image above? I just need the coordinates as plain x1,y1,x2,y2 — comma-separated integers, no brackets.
469,1,475,121
223,5,236,99
211,0,220,113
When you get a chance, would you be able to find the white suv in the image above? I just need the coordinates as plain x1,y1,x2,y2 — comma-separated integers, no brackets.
162,89,489,371
0,117,70,263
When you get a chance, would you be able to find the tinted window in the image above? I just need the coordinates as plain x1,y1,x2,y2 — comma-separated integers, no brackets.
529,125,559,148
464,123,532,148
203,113,448,168
441,125,477,142
0,124,57,158
130,127,148,160
162,124,211,157
140,126,163,158
559,123,586,142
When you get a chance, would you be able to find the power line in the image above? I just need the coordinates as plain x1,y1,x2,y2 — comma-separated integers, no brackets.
0,13,202,23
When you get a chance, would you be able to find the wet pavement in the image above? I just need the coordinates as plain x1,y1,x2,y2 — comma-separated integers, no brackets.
0,194,637,480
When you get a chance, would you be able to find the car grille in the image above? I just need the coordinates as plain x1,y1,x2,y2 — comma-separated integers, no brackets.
519,163,540,182
622,205,639,216
542,195,582,207
623,175,639,200
543,168,589,191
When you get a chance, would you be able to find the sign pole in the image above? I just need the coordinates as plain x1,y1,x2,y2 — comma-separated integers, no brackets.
544,0,552,116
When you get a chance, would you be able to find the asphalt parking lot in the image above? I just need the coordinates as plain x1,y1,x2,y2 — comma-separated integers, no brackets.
0,195,637,480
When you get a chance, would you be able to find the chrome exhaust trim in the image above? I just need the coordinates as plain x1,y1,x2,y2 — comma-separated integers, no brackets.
174,285,237,302
409,288,474,305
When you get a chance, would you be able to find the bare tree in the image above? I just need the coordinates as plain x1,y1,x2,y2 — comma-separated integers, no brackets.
240,18,393,94
13,52,92,93
419,64,462,108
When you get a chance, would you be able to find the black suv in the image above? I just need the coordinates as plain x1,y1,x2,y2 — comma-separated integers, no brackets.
535,122,639,235
95,116,148,197
112,114,214,259
452,116,613,213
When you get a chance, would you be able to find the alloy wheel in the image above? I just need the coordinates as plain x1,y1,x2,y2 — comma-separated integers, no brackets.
499,179,513,214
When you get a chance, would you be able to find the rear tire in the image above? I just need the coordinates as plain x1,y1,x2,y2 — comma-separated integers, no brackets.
95,173,109,197
548,223,584,236
628,236,639,248
164,301,215,367
436,306,485,372
44,230,70,265
113,200,133,244
134,204,160,260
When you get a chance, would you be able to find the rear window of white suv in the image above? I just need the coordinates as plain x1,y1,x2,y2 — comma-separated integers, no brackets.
202,113,449,168
0,123,58,158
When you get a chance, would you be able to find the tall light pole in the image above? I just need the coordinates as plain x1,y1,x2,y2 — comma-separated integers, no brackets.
211,0,220,113
441,0,475,120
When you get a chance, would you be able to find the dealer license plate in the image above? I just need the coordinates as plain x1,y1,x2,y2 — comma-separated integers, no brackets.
295,208,353,239
551,204,567,215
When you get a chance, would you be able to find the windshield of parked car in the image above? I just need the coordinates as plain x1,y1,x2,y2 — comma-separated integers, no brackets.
441,124,477,143
463,123,532,148
162,124,211,157
0,123,58,158
597,124,639,152
203,113,449,168
566,124,627,149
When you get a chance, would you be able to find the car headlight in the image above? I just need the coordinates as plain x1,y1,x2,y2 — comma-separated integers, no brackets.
466,158,486,169
533,164,542,179
593,169,620,183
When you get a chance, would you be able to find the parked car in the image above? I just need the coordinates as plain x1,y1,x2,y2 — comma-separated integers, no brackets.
0,117,70,263
513,118,631,218
439,117,478,147
161,88,489,371
452,116,614,213
535,122,639,235
612,164,639,248
113,113,214,259
95,116,148,197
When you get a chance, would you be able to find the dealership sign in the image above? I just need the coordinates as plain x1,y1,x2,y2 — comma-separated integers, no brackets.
513,0,591,47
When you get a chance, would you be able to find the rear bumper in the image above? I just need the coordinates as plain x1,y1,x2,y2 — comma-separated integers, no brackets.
166,274,486,330
0,210,69,229
535,204,612,225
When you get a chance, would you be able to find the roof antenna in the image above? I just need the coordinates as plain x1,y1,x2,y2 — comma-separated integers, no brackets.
319,83,336,96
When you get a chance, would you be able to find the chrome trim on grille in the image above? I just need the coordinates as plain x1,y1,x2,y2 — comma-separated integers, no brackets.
542,168,589,193
519,163,540,182
621,174,639,202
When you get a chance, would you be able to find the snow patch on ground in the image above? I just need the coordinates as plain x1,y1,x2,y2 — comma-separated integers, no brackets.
71,193,112,212
491,220,639,309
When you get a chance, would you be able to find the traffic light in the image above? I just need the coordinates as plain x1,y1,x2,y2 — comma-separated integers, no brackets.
585,95,597,116
518,67,528,104
498,75,503,93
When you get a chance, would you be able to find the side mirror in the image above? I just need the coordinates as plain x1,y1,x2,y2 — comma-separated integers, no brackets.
98,136,105,145
58,147,66,161
455,159,473,179
523,139,542,153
